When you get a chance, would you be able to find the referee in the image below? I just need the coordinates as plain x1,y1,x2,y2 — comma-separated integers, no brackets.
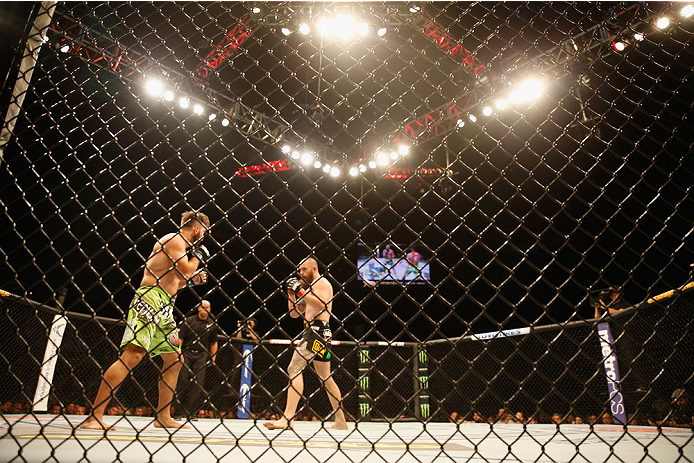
173,300,219,421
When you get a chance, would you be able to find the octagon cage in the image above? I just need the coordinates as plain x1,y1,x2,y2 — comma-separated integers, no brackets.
1,2,693,462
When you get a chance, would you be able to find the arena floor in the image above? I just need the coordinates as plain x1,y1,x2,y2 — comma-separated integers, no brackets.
1,414,692,462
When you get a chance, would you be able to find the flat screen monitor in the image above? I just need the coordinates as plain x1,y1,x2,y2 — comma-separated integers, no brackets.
357,243,431,285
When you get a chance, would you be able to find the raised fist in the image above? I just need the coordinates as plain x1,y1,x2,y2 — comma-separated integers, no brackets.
286,277,303,296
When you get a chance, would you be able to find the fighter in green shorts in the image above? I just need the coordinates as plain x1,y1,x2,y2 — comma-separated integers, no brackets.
121,286,180,357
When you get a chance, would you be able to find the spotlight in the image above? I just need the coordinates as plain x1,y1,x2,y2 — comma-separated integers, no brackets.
42,35,49,44
398,145,409,155
482,106,493,116
612,40,626,52
682,5,694,18
179,97,190,109
301,153,313,165
221,118,230,127
357,23,369,36
334,15,355,38
208,113,216,121
456,119,465,128
468,114,477,123
282,145,291,153
377,27,387,37
633,32,645,41
291,150,300,160
164,91,174,101
654,17,670,29
281,28,291,36
330,167,340,177
314,160,322,169
368,160,377,169
60,44,70,53
349,166,359,176
145,79,163,96
390,151,398,160
299,23,310,35
409,6,421,13
359,164,366,172
495,99,507,110
318,19,332,36
376,152,389,166
252,7,261,13
193,104,204,115
322,164,331,173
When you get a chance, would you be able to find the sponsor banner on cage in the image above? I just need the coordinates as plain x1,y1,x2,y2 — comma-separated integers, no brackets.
472,327,531,341
597,323,627,425
33,315,68,412
237,344,254,419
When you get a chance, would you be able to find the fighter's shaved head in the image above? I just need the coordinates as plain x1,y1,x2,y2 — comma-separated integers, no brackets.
301,257,318,270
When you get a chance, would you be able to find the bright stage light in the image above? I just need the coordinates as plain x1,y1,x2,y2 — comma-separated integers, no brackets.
390,151,398,160
509,79,545,104
252,7,261,13
410,6,421,13
299,23,310,35
221,118,230,127
349,166,358,176
164,91,174,101
281,145,291,153
456,119,465,128
633,32,645,41
145,79,163,96
376,152,389,166
318,19,332,36
301,153,314,165
469,114,477,123
208,113,216,121
193,104,204,115
655,17,670,29
368,160,377,169
482,106,493,116
359,164,366,172
334,15,355,38
330,167,340,177
281,28,291,36
682,5,694,18
179,97,190,109
357,23,369,36
314,160,322,169
398,145,409,155
60,44,70,53
322,164,331,173
291,150,300,160
612,40,626,52
495,99,507,110
377,27,387,37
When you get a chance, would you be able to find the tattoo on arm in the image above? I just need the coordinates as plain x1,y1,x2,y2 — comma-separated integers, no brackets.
297,299,307,311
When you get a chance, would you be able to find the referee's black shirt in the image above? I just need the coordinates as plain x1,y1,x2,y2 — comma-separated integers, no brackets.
179,315,219,353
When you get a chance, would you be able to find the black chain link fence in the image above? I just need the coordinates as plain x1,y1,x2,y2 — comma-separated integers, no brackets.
1,1,694,461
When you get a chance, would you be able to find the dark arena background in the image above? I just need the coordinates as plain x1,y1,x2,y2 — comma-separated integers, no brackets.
1,2,693,462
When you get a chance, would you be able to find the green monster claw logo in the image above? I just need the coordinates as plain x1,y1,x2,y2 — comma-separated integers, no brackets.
419,349,427,363
421,403,430,419
360,349,369,363
359,376,369,390
419,375,429,389
359,402,370,416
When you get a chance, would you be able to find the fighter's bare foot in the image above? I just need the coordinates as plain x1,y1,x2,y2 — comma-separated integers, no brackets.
154,417,190,429
263,420,293,430
326,422,348,430
78,417,115,431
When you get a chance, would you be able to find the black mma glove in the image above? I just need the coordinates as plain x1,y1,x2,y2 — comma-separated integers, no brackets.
286,277,304,296
190,244,210,264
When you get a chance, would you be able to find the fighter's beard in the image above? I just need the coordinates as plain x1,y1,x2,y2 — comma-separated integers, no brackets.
300,273,314,289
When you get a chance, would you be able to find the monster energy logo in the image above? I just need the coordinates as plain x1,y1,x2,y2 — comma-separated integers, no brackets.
359,349,369,363
359,376,369,390
359,402,370,416
418,349,427,363
420,403,430,419
419,375,429,389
